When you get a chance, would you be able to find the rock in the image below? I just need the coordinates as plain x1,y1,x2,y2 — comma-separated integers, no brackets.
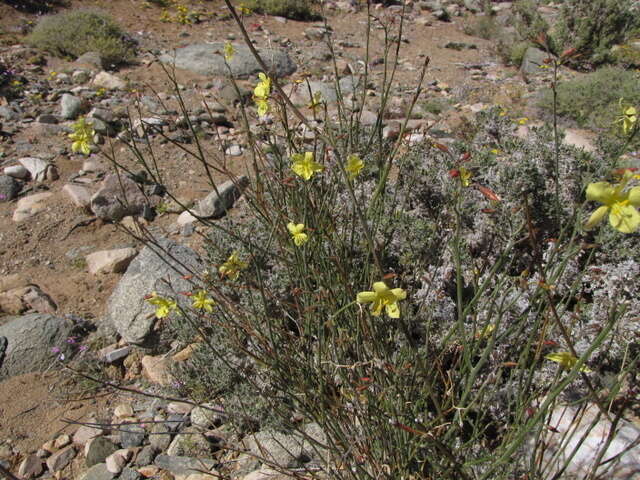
99,345,131,364
18,157,58,182
0,313,77,380
166,427,212,457
36,114,59,124
73,70,91,84
224,144,243,156
114,404,135,419
62,183,93,210
73,425,103,446
54,434,72,448
136,465,159,477
85,248,138,274
141,355,172,386
12,192,53,222
93,71,127,90
90,174,149,222
18,454,44,479
153,455,217,476
119,425,145,448
149,424,172,451
60,93,83,119
287,77,359,106
4,165,29,179
159,43,296,79
242,468,290,480
85,437,118,467
80,463,115,480
242,431,311,469
0,175,20,202
22,285,57,313
0,105,18,121
190,405,223,429
119,467,141,480
76,51,106,69
520,46,551,75
106,237,202,344
46,445,76,472
176,210,197,227
105,449,131,474
134,446,157,467
195,176,249,219
0,274,28,293
536,403,640,479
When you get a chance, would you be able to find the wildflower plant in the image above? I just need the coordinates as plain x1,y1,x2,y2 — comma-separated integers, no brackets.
101,1,640,479
69,117,95,155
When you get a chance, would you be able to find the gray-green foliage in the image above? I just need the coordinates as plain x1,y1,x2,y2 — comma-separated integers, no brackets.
554,0,640,66
27,9,135,67
538,67,640,130
243,0,318,20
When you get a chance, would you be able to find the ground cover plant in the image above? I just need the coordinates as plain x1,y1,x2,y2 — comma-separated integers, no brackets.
26,8,135,67
87,1,640,478
538,67,640,137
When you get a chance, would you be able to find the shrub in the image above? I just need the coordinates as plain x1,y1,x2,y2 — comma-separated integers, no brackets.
242,0,319,20
554,0,640,67
100,5,640,479
27,9,135,67
538,67,640,131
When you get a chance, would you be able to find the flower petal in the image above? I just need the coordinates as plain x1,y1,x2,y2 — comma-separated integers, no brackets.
372,282,389,293
628,187,640,207
609,204,640,233
586,182,614,204
391,288,407,300
357,291,376,303
585,206,609,230
385,302,401,318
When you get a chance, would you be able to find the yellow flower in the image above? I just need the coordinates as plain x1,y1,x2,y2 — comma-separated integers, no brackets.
346,154,364,180
287,222,308,246
291,151,324,181
545,352,591,372
224,41,235,62
192,290,216,312
517,117,528,125
307,91,323,111
68,117,95,156
239,4,252,14
147,292,177,319
356,281,407,318
459,166,472,187
255,98,269,117
219,251,248,280
499,109,507,117
254,72,271,99
490,148,502,155
616,99,637,136
253,73,271,117
585,170,640,233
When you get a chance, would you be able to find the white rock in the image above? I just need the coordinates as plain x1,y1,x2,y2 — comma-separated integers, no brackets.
93,71,127,90
177,210,198,226
13,192,53,222
62,184,93,209
114,404,135,419
536,403,640,479
564,128,596,153
18,157,58,182
105,449,131,474
4,165,29,179
85,248,138,274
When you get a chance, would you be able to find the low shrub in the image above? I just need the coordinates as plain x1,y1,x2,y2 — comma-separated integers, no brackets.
538,67,640,131
242,0,319,21
27,9,135,67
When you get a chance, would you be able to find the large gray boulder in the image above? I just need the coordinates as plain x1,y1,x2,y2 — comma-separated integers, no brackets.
520,46,550,75
0,314,77,380
159,43,296,79
106,237,202,344
91,174,149,222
